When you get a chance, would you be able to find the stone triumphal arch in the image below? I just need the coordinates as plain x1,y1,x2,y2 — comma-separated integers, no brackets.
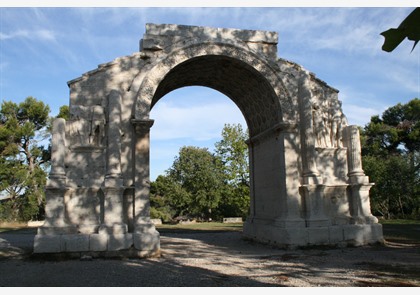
34,24,383,257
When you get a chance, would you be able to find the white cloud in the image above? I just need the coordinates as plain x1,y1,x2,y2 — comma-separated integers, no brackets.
0,29,56,41
343,104,384,127
151,99,246,141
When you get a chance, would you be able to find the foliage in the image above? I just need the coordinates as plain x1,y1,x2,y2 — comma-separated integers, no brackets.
168,146,225,219
151,147,225,221
381,7,420,52
362,98,420,156
151,124,251,222
362,98,420,219
214,123,250,218
56,105,70,120
0,97,51,222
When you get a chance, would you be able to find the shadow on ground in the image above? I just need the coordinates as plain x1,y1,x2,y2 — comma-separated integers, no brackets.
0,224,418,287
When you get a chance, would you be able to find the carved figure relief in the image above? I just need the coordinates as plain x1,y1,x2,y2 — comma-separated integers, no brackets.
312,89,347,148
67,105,105,148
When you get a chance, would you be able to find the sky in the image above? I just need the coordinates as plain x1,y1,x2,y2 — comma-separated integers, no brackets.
1,2,419,180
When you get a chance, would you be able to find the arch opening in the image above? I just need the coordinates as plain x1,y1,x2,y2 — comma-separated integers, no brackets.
150,86,250,222
150,85,247,181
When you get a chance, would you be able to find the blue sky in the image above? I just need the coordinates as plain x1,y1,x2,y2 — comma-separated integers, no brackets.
1,4,419,180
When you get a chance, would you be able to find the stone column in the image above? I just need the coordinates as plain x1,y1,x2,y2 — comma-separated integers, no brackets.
298,71,328,227
99,90,127,234
38,118,77,235
131,118,160,252
343,125,369,184
298,71,322,185
49,118,66,184
343,125,377,224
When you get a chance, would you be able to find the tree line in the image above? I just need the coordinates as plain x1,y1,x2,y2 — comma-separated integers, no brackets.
0,96,418,223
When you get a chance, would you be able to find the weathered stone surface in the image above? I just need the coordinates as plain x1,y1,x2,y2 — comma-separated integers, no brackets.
34,23,383,257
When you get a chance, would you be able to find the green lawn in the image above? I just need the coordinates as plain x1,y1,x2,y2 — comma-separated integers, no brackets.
1,220,419,245
379,219,420,244
156,221,243,233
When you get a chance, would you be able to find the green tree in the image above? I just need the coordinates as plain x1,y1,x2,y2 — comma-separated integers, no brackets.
56,105,70,120
167,146,225,220
362,98,420,156
0,97,51,222
381,7,420,53
214,123,250,218
361,98,420,219
150,174,190,222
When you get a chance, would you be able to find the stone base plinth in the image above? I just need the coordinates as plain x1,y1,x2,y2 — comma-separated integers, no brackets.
33,231,161,258
243,218,384,249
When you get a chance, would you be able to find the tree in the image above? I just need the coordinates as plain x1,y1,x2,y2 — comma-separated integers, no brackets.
167,146,225,220
361,98,420,219
150,146,225,221
381,7,420,52
150,174,190,222
214,123,250,218
362,98,420,156
56,105,70,120
0,97,51,222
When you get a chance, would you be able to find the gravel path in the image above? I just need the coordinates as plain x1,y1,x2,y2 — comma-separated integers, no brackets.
0,228,419,287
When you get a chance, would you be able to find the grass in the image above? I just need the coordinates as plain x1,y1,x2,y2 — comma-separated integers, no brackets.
1,220,419,245
0,222,29,233
379,219,420,244
156,221,243,233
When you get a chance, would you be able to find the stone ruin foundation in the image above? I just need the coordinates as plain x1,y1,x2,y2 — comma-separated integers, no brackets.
34,23,384,257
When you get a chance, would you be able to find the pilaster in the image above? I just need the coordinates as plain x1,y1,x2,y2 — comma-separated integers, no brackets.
131,118,160,252
298,71,323,185
99,90,127,234
37,118,77,235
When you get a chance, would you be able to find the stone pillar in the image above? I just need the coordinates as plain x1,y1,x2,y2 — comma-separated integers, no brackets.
298,71,328,227
343,125,369,184
99,90,127,234
298,71,322,185
37,118,77,235
343,125,377,224
49,118,66,184
131,118,160,252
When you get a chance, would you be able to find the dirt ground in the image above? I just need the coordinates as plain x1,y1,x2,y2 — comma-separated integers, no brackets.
0,225,419,287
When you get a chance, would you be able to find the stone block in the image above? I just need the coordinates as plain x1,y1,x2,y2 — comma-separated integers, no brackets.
328,226,344,244
343,225,366,246
223,217,243,223
308,227,330,245
90,234,108,251
63,234,90,252
133,232,160,251
33,235,63,253
108,234,133,251
370,223,384,242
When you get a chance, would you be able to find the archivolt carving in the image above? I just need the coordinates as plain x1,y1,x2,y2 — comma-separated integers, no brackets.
134,42,294,127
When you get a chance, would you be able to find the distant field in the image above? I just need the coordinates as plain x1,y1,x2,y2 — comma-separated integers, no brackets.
1,220,418,245
156,221,243,233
